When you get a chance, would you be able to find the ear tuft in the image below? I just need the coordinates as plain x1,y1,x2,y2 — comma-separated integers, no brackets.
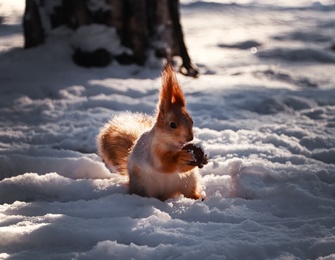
161,64,186,107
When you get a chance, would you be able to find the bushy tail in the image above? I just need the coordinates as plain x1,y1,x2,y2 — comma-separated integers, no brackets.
97,112,153,175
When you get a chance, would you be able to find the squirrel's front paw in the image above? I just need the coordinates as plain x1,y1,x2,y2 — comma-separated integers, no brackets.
178,149,195,164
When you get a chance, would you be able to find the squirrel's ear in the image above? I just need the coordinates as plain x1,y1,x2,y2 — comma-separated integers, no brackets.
158,65,173,116
159,64,186,111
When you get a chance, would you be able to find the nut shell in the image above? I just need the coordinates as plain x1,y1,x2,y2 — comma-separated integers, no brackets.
182,143,208,168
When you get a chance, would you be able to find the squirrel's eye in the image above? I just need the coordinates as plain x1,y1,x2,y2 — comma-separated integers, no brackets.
170,122,177,129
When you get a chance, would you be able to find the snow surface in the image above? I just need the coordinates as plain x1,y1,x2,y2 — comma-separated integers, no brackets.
71,24,125,55
1,0,335,259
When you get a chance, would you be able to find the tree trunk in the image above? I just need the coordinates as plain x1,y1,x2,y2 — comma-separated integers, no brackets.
23,0,198,77
23,0,44,48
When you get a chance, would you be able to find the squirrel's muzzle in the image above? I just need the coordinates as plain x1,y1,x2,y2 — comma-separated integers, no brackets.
186,132,194,142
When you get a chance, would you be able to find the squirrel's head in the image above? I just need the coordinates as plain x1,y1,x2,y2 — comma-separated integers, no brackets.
156,65,194,149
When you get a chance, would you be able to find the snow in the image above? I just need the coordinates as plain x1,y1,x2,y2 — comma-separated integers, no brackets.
1,0,335,259
71,25,125,55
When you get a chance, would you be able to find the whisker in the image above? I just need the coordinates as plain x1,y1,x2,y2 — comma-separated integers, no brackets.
193,115,211,128
198,117,211,128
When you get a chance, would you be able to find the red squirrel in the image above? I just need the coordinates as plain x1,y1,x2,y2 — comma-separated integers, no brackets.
97,65,205,200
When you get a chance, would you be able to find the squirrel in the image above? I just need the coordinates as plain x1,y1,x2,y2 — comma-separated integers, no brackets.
97,65,205,201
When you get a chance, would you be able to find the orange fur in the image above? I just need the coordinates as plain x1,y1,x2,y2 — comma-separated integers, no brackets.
97,65,204,200
97,112,153,174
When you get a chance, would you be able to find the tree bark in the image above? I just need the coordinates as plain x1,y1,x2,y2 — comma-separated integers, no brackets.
23,0,44,48
23,0,198,77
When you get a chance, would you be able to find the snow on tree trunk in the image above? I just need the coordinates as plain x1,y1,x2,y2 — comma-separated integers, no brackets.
23,0,199,77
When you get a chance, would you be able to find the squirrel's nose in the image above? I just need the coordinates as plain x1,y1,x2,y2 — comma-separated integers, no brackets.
186,133,194,142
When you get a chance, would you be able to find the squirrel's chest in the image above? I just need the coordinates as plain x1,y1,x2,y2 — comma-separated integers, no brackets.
128,154,196,199
146,169,183,194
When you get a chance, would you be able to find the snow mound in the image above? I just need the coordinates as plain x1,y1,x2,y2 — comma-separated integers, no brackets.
71,24,125,55
1,0,335,259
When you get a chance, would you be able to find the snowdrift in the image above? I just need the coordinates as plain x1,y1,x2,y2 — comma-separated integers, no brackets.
1,0,335,259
